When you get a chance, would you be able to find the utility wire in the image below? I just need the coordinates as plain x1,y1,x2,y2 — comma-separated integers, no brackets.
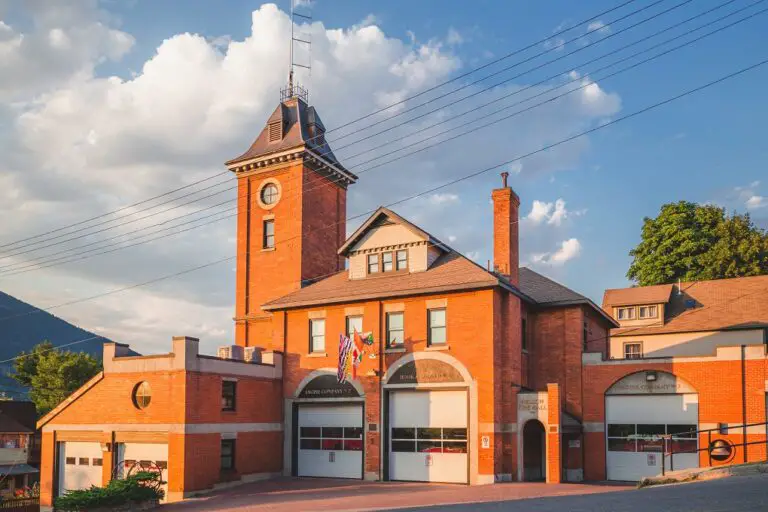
1,1,762,276
0,0,648,251
0,56,765,332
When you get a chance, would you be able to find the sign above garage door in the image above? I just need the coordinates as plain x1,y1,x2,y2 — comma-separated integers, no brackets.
298,374,361,399
607,371,696,395
388,359,464,385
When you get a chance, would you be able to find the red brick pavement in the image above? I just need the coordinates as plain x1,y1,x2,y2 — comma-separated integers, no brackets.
161,478,632,511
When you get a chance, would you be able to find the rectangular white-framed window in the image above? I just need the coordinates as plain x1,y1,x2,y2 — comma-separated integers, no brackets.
346,315,363,338
617,307,636,320
367,254,380,274
263,219,275,249
310,318,326,353
396,250,408,271
624,342,642,359
428,308,446,346
386,312,404,346
382,252,394,272
639,305,658,319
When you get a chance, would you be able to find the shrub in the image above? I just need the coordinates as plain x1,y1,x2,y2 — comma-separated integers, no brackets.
54,471,164,511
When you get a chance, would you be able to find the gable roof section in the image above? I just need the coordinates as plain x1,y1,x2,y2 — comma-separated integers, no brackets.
603,284,674,308
263,255,614,326
37,371,104,429
263,251,507,310
338,207,449,256
610,275,768,336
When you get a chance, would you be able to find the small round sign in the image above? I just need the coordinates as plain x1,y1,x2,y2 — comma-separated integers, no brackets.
708,439,735,462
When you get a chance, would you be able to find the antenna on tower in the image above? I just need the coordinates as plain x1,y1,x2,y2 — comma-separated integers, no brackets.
282,0,311,103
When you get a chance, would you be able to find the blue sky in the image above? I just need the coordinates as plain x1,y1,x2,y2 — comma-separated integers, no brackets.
0,1,766,351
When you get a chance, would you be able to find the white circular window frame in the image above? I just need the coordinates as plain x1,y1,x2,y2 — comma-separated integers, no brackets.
256,178,282,210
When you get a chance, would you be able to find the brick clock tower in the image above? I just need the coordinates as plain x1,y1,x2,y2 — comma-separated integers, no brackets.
225,86,357,348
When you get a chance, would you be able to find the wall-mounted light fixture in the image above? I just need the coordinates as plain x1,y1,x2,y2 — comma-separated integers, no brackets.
645,371,658,382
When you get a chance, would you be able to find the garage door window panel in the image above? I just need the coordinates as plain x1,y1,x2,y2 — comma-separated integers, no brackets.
607,424,636,452
300,423,363,452
636,424,665,453
667,424,697,452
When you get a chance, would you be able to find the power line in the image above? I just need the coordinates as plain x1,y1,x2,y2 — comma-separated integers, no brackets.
1,56,764,330
322,0,643,136
0,171,231,251
0,0,648,251
1,0,762,276
328,0,686,147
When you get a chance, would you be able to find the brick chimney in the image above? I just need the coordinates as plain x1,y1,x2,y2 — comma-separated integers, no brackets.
492,172,520,286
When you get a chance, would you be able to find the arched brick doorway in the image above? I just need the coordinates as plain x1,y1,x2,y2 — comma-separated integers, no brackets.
522,420,546,481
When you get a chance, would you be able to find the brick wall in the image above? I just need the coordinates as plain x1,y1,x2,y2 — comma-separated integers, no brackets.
40,367,285,504
582,355,768,480
530,306,587,418
282,289,500,481
235,161,348,350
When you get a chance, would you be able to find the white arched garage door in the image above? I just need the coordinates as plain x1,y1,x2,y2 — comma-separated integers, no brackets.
606,371,699,482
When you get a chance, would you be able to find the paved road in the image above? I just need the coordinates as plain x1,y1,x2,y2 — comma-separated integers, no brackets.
396,474,768,512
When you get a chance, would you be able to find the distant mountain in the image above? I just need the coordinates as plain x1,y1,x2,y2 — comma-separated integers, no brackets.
0,290,108,399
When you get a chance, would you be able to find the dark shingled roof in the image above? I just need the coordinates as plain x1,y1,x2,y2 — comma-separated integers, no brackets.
0,412,34,433
609,275,768,336
519,267,588,305
225,97,348,170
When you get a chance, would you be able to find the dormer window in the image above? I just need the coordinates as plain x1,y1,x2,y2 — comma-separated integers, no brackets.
367,254,380,274
396,250,408,271
382,252,393,272
617,307,635,320
268,120,282,142
639,305,658,319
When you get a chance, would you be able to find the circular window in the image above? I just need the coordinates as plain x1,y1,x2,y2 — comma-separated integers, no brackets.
257,179,282,209
132,381,152,410
260,183,279,205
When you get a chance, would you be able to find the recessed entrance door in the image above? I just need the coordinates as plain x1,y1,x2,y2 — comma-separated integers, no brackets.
297,404,363,479
522,420,546,481
389,390,468,483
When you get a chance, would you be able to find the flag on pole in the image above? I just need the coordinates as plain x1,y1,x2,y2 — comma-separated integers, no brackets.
358,332,375,345
337,334,353,383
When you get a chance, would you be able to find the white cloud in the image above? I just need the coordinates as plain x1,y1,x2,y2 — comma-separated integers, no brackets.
0,2,621,352
746,195,767,210
530,238,581,266
543,38,566,52
428,193,460,205
732,181,766,210
447,28,464,46
587,20,611,34
524,198,582,226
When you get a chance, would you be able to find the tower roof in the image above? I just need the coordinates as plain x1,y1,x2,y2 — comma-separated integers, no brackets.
225,97,348,172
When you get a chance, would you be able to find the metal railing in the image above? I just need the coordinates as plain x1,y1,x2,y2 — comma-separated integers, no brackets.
661,421,768,476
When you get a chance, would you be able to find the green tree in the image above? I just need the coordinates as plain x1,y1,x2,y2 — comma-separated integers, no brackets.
628,201,768,286
12,342,101,417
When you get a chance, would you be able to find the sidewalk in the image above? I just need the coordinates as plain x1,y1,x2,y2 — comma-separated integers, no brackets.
162,478,631,511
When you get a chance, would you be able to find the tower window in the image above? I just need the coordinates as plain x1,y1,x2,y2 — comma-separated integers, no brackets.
263,219,275,249
268,121,282,142
260,183,279,205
